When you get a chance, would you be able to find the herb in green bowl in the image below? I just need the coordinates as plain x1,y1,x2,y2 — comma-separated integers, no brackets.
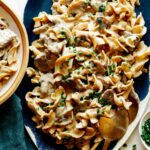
141,118,150,147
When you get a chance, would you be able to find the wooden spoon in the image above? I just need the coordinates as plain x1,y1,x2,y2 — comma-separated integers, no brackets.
98,108,129,150
128,89,139,123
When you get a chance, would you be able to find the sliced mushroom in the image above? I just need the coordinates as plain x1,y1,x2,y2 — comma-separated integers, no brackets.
34,51,58,73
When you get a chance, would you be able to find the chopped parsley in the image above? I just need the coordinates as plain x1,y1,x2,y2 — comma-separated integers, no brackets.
62,75,70,83
99,4,106,12
80,96,84,101
49,102,54,105
97,108,104,118
99,23,105,30
79,51,83,55
132,144,137,150
74,36,79,45
61,31,66,38
68,68,72,72
92,63,96,68
66,38,70,44
89,91,100,99
74,36,78,42
66,58,70,63
88,91,111,106
96,17,105,30
98,98,111,106
73,49,77,53
107,63,116,75
62,75,69,81
59,92,66,106
71,45,77,53
86,54,92,57
141,118,150,146
96,17,102,24
97,108,101,117
36,107,40,111
92,50,96,56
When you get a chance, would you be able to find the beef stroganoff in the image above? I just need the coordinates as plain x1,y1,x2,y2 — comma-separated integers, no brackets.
26,0,150,149
0,17,20,89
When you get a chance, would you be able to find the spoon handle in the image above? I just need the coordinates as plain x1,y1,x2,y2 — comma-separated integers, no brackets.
102,139,111,150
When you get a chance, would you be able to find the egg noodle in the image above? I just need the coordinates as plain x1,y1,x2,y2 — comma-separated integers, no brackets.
26,0,150,149
0,17,20,89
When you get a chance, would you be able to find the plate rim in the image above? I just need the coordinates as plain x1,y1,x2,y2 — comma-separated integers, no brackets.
0,0,29,104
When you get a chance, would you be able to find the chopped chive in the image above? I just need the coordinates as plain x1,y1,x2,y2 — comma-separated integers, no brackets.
61,31,66,37
132,145,137,150
80,97,84,101
87,54,92,57
99,4,106,12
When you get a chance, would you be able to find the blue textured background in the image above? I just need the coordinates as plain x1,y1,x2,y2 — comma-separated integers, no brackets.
16,0,150,149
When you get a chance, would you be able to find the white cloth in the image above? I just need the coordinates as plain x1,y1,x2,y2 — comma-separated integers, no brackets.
4,0,150,149
4,0,27,21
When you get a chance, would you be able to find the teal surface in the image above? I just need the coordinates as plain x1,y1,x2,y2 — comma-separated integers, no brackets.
0,95,36,150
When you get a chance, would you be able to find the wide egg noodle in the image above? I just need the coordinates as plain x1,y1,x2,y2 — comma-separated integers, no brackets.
26,0,150,149
0,18,20,88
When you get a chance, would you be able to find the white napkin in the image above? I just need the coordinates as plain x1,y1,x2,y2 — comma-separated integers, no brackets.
4,0,27,21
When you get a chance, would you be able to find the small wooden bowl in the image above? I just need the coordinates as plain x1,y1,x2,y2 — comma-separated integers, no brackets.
0,1,29,104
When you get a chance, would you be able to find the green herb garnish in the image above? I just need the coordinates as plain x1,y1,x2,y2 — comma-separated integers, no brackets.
66,58,70,63
78,51,82,55
62,75,70,83
96,17,102,24
98,98,110,106
66,38,70,44
99,23,105,30
62,75,69,81
107,63,116,75
97,108,104,118
87,54,92,57
132,144,137,150
49,102,54,105
80,96,84,101
141,118,150,146
96,17,105,30
68,68,72,72
99,4,106,12
74,36,78,42
73,49,77,53
61,31,66,38
89,91,100,99
59,92,66,106
36,107,40,111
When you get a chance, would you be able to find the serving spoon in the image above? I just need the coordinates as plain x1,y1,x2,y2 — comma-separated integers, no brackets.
98,108,129,150
127,89,139,123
